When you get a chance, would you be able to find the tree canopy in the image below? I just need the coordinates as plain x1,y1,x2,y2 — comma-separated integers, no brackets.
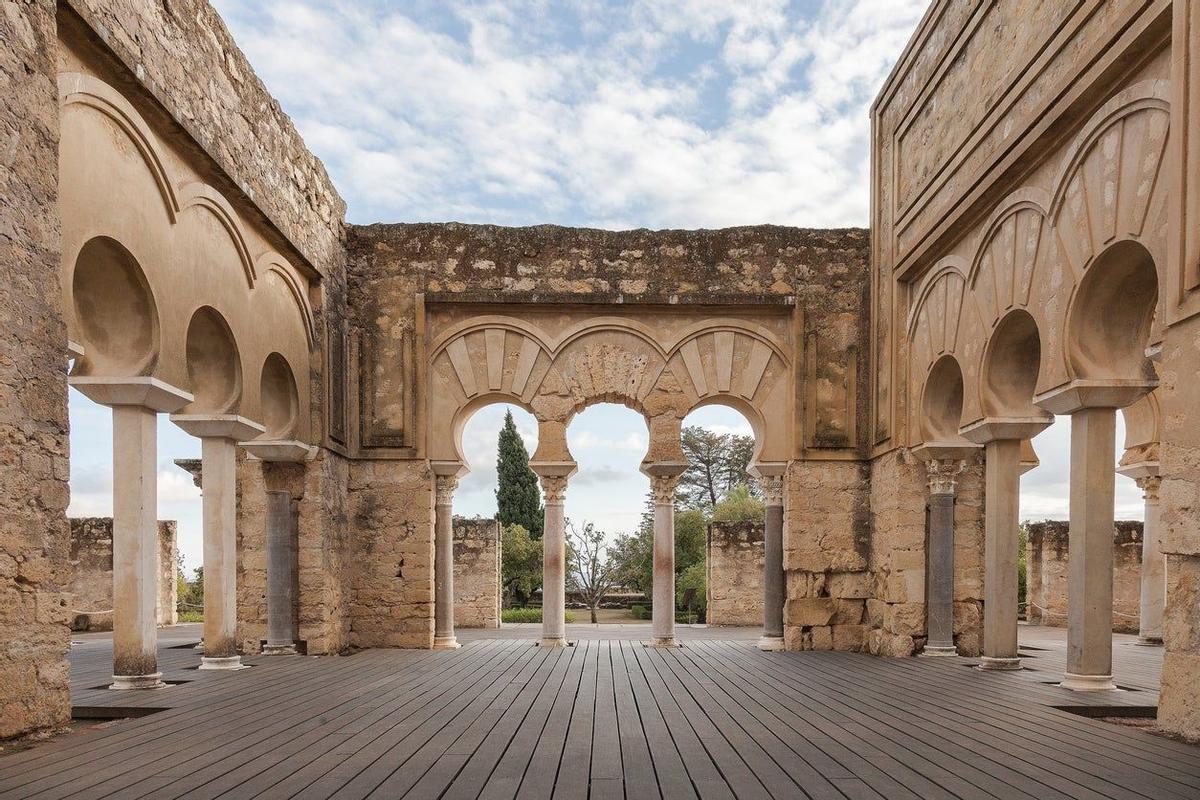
678,425,757,512
501,523,542,607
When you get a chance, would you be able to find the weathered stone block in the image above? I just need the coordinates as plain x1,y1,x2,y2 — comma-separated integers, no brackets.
785,597,837,627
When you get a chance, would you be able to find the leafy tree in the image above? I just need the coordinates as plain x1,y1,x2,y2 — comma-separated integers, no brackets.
674,509,707,575
566,520,620,624
678,426,759,511
723,435,758,498
712,483,765,522
611,496,711,596
495,410,543,538
501,523,542,607
676,561,707,621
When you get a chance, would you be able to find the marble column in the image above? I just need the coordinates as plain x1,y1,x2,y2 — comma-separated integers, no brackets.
981,438,1022,670
71,376,193,689
1136,475,1164,646
539,474,569,648
922,458,968,656
263,489,299,655
758,473,785,651
1061,407,1118,690
172,416,264,670
648,472,682,647
433,473,461,650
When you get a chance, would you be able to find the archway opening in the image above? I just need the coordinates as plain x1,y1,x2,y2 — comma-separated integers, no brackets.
1067,239,1158,382
185,306,241,413
260,353,300,439
921,355,965,443
71,236,159,377
678,404,763,631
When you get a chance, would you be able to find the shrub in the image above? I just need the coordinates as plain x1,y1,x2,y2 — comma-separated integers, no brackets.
501,608,577,624
675,561,707,620
629,604,651,620
712,483,765,522
178,610,203,623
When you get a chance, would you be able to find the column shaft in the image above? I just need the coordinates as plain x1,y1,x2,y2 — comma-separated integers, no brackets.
981,439,1021,670
433,475,460,649
264,489,299,654
200,436,240,668
759,472,785,651
110,404,164,689
1064,407,1117,690
926,490,957,654
648,473,681,647
1137,478,1164,645
541,491,567,647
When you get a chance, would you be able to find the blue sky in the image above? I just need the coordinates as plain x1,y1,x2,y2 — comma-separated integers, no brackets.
67,1,1145,572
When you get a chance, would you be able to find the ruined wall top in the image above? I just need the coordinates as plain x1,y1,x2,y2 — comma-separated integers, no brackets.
60,0,346,275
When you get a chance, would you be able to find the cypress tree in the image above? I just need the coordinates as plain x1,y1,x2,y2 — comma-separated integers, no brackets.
495,410,543,538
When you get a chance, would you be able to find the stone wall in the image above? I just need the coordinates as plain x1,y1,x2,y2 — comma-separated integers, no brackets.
0,0,72,740
65,518,177,631
1026,521,1143,634
706,521,763,627
59,0,345,273
453,517,501,630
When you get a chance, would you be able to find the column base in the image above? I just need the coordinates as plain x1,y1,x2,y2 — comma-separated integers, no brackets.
1135,636,1163,647
199,655,246,670
977,656,1022,671
539,637,570,648
433,635,461,650
646,637,681,648
109,672,166,690
1060,672,1117,691
757,636,785,651
920,645,959,657
261,643,298,656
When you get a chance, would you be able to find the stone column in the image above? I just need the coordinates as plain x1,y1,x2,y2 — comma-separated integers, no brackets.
758,473,785,651
922,457,968,656
647,471,682,647
172,416,264,670
539,474,569,647
981,438,1021,670
71,376,193,689
1135,475,1164,646
1062,406,1119,690
263,489,299,654
433,472,461,650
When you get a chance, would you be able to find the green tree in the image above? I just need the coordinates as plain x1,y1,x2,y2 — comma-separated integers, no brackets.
676,561,707,621
674,509,707,575
678,425,759,511
495,410,543,538
611,495,711,596
501,523,542,607
566,520,620,624
712,483,765,522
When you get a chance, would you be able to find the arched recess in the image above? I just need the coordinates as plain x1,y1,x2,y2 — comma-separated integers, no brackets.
1065,239,1159,384
979,309,1043,418
968,193,1049,331
178,183,256,288
70,236,160,377
183,306,242,413
260,352,300,439
920,355,968,444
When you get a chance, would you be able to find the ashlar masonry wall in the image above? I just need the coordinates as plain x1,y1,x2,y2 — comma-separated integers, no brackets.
453,517,501,630
1026,521,1143,634
66,518,177,632
706,521,764,627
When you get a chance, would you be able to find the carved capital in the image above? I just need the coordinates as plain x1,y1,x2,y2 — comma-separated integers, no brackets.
649,474,680,505
758,474,784,507
925,458,966,496
434,474,459,505
1136,474,1161,503
540,474,569,502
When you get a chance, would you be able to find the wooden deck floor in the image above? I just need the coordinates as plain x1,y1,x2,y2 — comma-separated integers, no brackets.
0,625,1196,799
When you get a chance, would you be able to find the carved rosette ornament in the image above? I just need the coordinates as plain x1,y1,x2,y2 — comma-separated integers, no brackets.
1136,475,1161,503
758,474,784,507
540,475,569,503
649,474,681,505
434,474,459,506
925,458,967,496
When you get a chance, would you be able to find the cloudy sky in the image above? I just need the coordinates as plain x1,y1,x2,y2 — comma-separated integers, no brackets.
68,0,1143,572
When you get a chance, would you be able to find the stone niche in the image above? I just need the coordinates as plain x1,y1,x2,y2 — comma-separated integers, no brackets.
453,517,501,629
67,517,178,632
706,521,764,626
1026,521,1143,634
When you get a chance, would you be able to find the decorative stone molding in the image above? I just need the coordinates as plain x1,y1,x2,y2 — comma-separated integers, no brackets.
759,474,785,507
1136,475,1162,503
539,475,569,503
925,458,967,496
649,474,681,505
434,474,459,506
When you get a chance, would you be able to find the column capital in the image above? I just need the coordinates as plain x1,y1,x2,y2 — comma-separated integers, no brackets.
648,473,681,505
539,474,569,502
758,473,785,506
70,375,192,412
924,458,968,496
1136,474,1162,502
171,414,265,442
434,473,459,505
